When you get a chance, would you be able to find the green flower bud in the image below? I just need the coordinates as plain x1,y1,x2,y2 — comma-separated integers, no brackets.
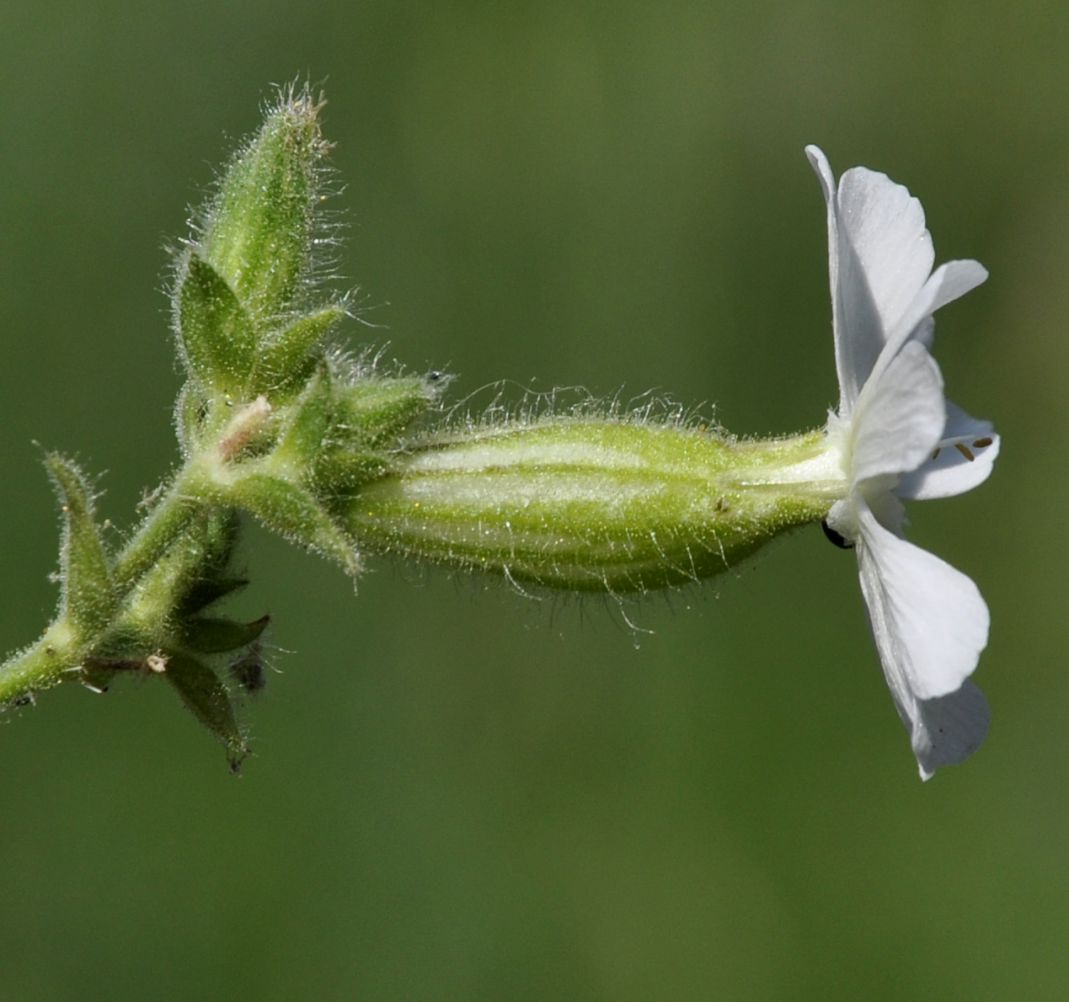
197,85,328,320
171,85,334,401
346,418,846,592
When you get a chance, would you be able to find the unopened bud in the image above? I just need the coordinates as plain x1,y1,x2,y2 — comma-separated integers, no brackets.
198,85,328,318
172,85,336,400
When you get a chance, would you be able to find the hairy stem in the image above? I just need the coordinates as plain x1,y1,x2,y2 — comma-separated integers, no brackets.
113,474,202,593
0,622,79,704
0,464,211,704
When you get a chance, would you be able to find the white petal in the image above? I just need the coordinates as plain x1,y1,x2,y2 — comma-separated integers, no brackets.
827,162,935,412
912,315,935,349
893,260,987,345
804,144,836,205
805,146,851,406
871,260,989,378
911,682,990,781
837,166,934,330
856,505,988,703
851,340,945,485
897,401,1000,500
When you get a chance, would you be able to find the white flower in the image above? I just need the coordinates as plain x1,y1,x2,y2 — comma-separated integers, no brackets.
807,146,999,780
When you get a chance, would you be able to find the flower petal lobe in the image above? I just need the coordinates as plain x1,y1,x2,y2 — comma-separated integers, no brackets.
851,341,945,485
857,507,988,702
912,681,990,781
897,402,1000,500
879,259,989,366
836,166,934,336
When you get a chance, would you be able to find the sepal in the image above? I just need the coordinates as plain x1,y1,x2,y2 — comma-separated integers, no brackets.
175,254,256,392
177,576,249,616
335,374,438,448
162,652,249,771
174,381,210,456
272,368,337,466
181,614,270,654
345,419,839,592
251,304,347,396
227,472,361,577
44,454,116,636
314,451,389,498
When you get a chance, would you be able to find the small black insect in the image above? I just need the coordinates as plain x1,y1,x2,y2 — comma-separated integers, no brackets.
821,519,855,550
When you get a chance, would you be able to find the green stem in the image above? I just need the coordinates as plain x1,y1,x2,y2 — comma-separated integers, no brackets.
0,390,293,706
112,472,201,594
0,621,79,703
0,465,210,705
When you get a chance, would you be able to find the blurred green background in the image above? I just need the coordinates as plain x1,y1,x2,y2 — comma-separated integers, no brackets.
1,2,1065,999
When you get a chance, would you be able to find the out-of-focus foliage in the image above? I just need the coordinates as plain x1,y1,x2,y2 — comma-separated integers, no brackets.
1,2,1065,999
